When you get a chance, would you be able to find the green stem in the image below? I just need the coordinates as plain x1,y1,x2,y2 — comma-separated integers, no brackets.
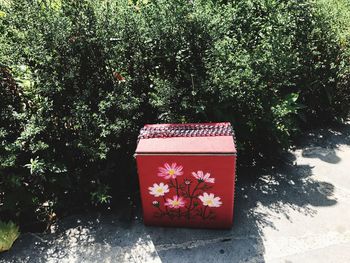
163,196,169,216
175,178,179,196
202,206,208,219
157,206,164,216
186,181,202,219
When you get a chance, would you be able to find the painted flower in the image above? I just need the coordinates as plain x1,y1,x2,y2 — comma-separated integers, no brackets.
198,192,222,207
164,195,186,209
192,171,215,183
148,182,169,197
152,201,160,207
158,163,183,179
184,179,192,185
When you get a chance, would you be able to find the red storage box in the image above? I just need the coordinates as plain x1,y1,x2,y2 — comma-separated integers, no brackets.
135,122,237,229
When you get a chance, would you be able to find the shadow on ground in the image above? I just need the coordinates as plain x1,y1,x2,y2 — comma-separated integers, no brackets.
298,122,350,164
1,123,349,263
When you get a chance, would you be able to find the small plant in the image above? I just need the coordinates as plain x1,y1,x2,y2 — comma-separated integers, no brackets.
0,221,20,252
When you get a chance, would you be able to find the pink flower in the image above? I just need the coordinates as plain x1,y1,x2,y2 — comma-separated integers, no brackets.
158,163,183,179
192,171,215,183
164,195,186,209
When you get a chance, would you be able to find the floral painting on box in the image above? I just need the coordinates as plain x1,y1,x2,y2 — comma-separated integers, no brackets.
148,163,222,220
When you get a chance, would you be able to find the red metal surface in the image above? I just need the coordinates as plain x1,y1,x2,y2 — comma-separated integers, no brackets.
135,123,237,229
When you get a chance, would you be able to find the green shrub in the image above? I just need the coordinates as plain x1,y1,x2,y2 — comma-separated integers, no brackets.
291,0,350,125
0,0,349,225
1,0,141,222
0,65,32,222
313,0,350,122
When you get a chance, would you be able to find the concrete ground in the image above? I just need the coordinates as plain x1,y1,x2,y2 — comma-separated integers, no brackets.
1,123,350,263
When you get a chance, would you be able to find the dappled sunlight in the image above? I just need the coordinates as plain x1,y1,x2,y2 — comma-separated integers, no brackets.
123,236,161,263
236,161,337,233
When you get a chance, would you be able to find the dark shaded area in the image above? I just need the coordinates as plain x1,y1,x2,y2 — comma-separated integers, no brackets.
297,122,350,164
236,162,335,231
302,147,340,164
235,122,350,234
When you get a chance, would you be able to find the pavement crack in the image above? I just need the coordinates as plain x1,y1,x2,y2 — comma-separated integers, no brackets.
156,235,260,251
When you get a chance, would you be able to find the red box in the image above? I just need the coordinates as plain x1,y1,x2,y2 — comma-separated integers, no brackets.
135,122,237,229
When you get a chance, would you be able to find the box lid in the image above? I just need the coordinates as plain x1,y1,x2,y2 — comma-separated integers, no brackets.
135,122,236,154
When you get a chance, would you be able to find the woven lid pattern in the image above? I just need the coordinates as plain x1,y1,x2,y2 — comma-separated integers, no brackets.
138,123,234,140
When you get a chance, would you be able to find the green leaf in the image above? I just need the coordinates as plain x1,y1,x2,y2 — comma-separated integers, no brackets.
0,221,20,252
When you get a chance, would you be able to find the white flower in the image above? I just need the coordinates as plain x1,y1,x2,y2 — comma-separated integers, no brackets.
192,171,215,183
148,182,169,197
198,192,222,207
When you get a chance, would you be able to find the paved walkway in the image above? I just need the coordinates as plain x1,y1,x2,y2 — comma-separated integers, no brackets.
1,123,350,263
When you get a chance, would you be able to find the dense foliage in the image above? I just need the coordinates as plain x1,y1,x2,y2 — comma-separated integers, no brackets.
1,0,349,226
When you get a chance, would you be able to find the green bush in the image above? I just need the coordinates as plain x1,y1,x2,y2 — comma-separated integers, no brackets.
313,0,350,122
0,0,349,225
1,0,141,223
0,65,31,222
291,0,350,125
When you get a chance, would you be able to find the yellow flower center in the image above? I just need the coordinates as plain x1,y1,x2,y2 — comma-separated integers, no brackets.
206,200,213,206
168,169,175,176
172,200,180,206
157,188,163,193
